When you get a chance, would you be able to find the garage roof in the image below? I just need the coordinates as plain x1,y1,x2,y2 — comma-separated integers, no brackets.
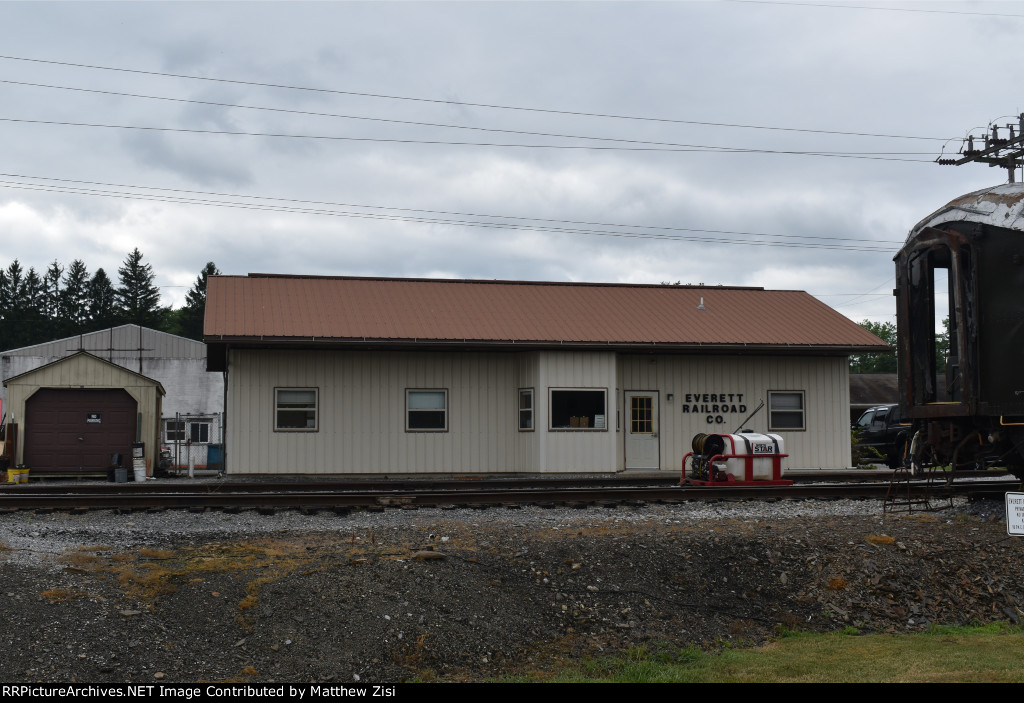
205,274,886,355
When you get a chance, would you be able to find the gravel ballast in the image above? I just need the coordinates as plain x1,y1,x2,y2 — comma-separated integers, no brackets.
0,496,1019,683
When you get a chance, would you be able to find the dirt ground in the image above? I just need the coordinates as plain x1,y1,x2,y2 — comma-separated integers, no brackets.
0,497,1020,683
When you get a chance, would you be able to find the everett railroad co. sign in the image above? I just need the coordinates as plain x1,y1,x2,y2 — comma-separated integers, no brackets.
680,393,748,425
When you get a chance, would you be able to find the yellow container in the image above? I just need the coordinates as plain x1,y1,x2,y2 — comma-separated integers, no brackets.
7,469,28,484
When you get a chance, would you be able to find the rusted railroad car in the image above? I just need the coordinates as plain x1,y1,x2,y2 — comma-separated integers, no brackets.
895,183,1024,477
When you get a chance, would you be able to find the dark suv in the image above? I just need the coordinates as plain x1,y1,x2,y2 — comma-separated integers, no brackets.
853,404,910,469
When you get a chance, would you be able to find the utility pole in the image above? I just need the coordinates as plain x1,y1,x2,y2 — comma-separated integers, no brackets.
937,113,1024,183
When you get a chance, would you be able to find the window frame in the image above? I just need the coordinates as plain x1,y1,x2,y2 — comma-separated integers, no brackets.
164,420,186,442
406,388,449,432
518,388,534,432
274,387,319,432
548,387,609,431
768,390,806,432
629,394,655,434
189,418,212,444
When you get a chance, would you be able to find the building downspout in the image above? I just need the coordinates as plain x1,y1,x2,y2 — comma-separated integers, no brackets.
222,344,229,476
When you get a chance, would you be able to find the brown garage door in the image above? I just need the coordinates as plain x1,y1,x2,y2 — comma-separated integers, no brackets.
24,389,137,472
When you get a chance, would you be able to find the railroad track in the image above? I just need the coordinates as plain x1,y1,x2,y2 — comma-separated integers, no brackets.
0,478,1016,511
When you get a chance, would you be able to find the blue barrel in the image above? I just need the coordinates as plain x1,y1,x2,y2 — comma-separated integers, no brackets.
207,443,224,470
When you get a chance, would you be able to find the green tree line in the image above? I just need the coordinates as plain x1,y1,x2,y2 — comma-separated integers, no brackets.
850,319,949,374
0,249,219,350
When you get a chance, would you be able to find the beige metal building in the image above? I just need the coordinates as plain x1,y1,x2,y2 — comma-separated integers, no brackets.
4,351,165,474
205,275,887,475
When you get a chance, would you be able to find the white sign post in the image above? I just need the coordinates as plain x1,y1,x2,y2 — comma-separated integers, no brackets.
1006,492,1024,536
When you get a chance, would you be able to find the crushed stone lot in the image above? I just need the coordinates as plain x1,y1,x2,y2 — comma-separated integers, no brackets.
0,496,1020,683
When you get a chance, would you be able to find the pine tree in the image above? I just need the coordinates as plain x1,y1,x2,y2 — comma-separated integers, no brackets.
42,260,63,339
179,261,220,340
116,248,161,327
87,268,118,331
17,267,46,347
43,260,63,318
0,264,12,349
60,259,91,333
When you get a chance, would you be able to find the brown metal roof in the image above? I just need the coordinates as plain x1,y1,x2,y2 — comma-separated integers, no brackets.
849,373,899,407
204,274,888,352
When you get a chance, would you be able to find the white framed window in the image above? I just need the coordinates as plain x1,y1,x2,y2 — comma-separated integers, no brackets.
164,418,213,443
275,388,318,431
549,388,607,430
407,389,448,431
189,418,211,444
518,388,534,431
768,391,805,431
164,420,186,442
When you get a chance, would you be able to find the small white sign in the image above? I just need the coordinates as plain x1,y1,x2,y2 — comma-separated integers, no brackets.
1006,492,1024,536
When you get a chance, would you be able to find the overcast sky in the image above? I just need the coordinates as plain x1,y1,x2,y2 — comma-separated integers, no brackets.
0,1,1018,326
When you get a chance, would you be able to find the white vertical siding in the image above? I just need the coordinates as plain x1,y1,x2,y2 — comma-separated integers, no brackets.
513,353,540,472
537,351,618,473
227,349,851,475
228,349,520,474
618,354,851,470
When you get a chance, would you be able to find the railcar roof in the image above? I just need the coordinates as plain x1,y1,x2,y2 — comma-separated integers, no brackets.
909,182,1024,241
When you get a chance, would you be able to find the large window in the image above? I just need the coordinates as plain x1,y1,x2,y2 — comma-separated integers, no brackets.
549,388,607,430
407,389,448,431
275,388,318,431
768,391,805,431
518,389,534,431
164,418,211,443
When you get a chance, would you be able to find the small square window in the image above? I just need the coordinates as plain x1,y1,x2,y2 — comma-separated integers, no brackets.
165,420,185,442
276,388,318,431
519,388,534,431
189,419,211,444
407,389,448,431
768,391,805,431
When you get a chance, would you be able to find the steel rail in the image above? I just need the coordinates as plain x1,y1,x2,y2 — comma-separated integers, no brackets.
0,480,1016,511
0,469,1003,496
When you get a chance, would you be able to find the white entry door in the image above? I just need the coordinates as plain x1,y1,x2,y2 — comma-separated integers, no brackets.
625,391,660,469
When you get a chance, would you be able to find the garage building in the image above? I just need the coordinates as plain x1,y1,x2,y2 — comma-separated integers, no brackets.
4,351,165,473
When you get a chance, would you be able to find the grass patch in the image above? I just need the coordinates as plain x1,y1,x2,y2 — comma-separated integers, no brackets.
508,625,1024,683
865,535,895,546
60,551,104,567
39,588,92,602
138,547,175,559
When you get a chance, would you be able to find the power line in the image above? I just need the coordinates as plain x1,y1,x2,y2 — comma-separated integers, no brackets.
0,117,936,161
0,171,904,246
726,0,1024,19
0,79,939,153
0,179,900,253
0,54,952,141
